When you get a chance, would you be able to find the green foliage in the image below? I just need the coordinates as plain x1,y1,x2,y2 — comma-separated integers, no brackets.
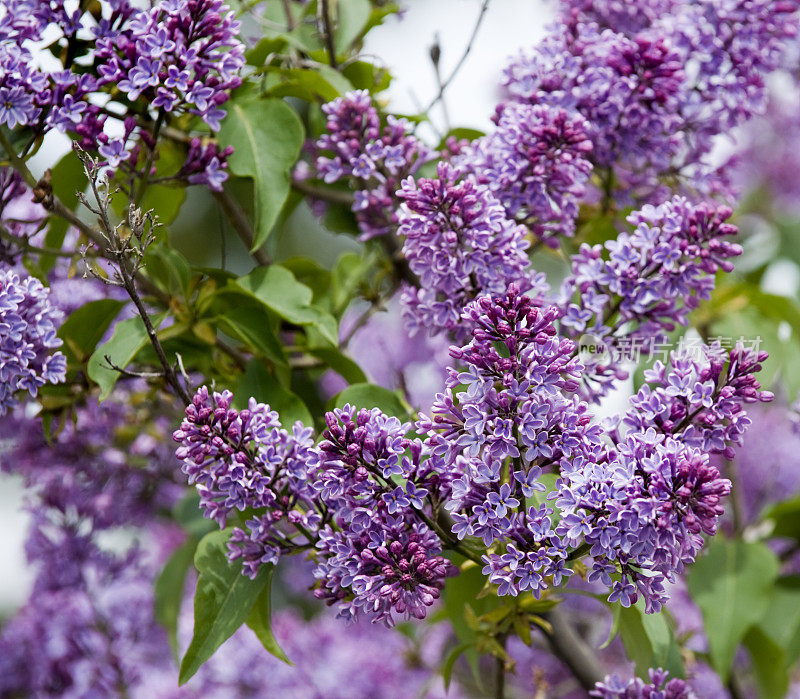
58,299,126,369
332,382,408,418
233,265,338,346
610,601,683,679
218,98,304,249
246,576,292,664
234,359,313,426
179,530,276,684
87,312,167,400
686,538,780,681
154,539,196,658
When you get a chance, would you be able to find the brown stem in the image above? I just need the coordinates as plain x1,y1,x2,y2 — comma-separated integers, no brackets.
319,0,338,69
135,108,166,205
212,188,271,266
539,607,605,690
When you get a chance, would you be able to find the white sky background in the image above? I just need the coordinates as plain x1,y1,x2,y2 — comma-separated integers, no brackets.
365,0,554,137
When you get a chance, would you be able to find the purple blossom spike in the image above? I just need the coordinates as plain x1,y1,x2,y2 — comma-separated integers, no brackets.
0,266,66,413
304,90,436,240
398,162,546,340
459,102,594,246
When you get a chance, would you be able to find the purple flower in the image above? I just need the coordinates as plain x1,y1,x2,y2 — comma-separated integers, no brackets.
398,162,547,340
592,667,694,698
458,102,594,246
0,266,66,413
304,90,436,240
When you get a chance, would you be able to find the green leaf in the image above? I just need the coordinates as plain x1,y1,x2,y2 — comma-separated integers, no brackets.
686,538,780,681
743,626,789,699
179,530,272,684
442,642,472,691
763,496,800,540
332,382,407,418
211,304,287,368
217,99,304,248
342,60,392,93
87,312,166,400
753,575,800,668
246,573,291,664
334,0,372,54
436,127,485,151
233,265,338,345
144,245,192,299
234,360,313,426
154,539,196,658
58,299,126,366
616,600,683,679
264,66,352,102
305,346,366,385
441,564,503,683
246,36,288,66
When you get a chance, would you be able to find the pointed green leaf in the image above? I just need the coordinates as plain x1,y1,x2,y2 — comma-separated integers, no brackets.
217,99,304,248
332,382,407,418
179,530,272,684
58,299,126,366
87,312,166,400
686,539,779,681
246,573,291,664
154,539,196,658
233,265,338,345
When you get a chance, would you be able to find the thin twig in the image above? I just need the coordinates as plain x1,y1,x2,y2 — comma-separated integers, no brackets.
423,0,490,114
291,178,355,206
280,0,296,31
136,108,166,204
211,188,271,266
78,150,192,404
319,0,338,69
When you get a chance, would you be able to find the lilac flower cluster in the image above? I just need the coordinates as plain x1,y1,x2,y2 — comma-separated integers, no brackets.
0,551,171,698
173,389,457,625
307,89,436,239
559,197,741,396
173,387,321,578
0,266,66,413
502,23,684,202
557,431,730,612
1,386,183,532
460,102,594,246
503,0,799,203
418,287,596,598
0,0,243,190
180,138,234,192
398,162,545,339
561,0,677,35
95,0,245,132
625,343,773,459
592,668,693,698
311,405,457,625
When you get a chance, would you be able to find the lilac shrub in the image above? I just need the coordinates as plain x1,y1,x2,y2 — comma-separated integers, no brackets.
559,196,742,397
177,285,770,620
173,390,458,625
